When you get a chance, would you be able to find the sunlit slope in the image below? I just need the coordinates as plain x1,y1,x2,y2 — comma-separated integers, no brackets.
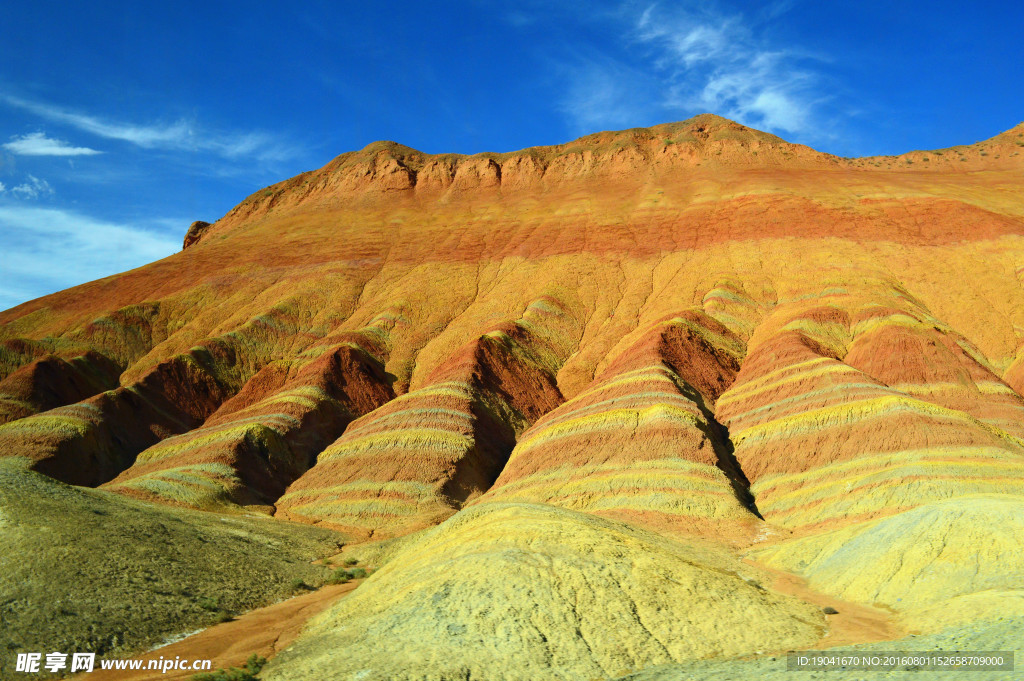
716,279,1024,534
0,457,340,673
477,310,762,543
751,494,1024,634
262,503,824,681
0,117,1023,678
275,297,576,537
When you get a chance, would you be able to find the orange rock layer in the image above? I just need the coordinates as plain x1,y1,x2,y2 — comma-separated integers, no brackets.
0,114,1023,545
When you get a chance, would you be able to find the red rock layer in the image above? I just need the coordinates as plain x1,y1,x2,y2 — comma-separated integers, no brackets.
103,342,394,510
478,311,761,542
275,298,577,539
0,351,121,424
0,342,237,487
717,294,1024,533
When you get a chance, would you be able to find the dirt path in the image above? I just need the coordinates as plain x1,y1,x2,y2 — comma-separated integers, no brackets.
80,581,359,680
745,560,904,648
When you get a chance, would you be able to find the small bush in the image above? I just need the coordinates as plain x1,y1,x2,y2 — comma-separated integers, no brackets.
288,578,309,591
325,568,350,585
344,558,359,566
198,597,220,612
325,566,370,584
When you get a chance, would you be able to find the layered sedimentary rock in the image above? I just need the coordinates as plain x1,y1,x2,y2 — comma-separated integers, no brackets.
478,311,761,543
0,351,120,424
717,286,1024,533
0,342,238,486
275,297,577,537
262,503,824,681
103,341,394,510
2,114,1024,679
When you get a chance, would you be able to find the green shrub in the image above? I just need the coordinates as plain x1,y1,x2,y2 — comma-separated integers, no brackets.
325,566,370,584
198,597,220,612
325,568,350,585
344,558,359,566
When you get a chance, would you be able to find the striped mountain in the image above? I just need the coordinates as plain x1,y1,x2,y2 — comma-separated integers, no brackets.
2,114,1024,680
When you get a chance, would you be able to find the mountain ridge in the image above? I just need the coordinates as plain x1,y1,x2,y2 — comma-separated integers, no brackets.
2,112,1024,680
201,114,1024,244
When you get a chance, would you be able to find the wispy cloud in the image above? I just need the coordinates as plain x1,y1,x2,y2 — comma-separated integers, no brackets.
0,182,5,193
9,175,54,200
556,52,662,133
3,132,103,156
0,205,180,311
1,94,299,163
556,3,832,139
635,4,821,134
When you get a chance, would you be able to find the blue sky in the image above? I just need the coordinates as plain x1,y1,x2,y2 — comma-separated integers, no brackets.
1,1,1022,311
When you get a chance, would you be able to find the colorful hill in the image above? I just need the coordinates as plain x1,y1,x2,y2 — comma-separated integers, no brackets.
2,113,1024,679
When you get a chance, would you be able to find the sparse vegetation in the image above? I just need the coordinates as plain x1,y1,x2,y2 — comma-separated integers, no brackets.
326,566,369,584
198,596,221,612
0,458,342,660
326,568,350,584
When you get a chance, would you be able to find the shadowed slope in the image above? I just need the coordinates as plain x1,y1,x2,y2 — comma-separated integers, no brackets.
102,341,394,511
478,311,761,542
0,341,239,487
274,296,579,538
0,351,121,424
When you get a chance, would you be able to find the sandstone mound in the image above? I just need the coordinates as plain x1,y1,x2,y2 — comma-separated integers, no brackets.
716,284,1024,533
103,342,394,510
263,502,824,681
275,298,577,538
478,311,761,542
751,494,1024,633
0,351,120,424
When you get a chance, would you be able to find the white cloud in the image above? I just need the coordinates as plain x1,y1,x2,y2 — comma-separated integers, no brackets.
556,53,663,133
3,132,102,156
1,95,298,163
10,175,54,200
0,205,180,311
0,182,5,193
556,3,829,138
637,6,819,134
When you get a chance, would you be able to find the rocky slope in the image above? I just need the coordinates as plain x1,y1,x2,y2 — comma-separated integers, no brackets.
2,113,1024,679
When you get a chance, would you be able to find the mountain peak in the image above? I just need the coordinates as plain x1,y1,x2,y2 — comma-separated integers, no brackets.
212,115,836,237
